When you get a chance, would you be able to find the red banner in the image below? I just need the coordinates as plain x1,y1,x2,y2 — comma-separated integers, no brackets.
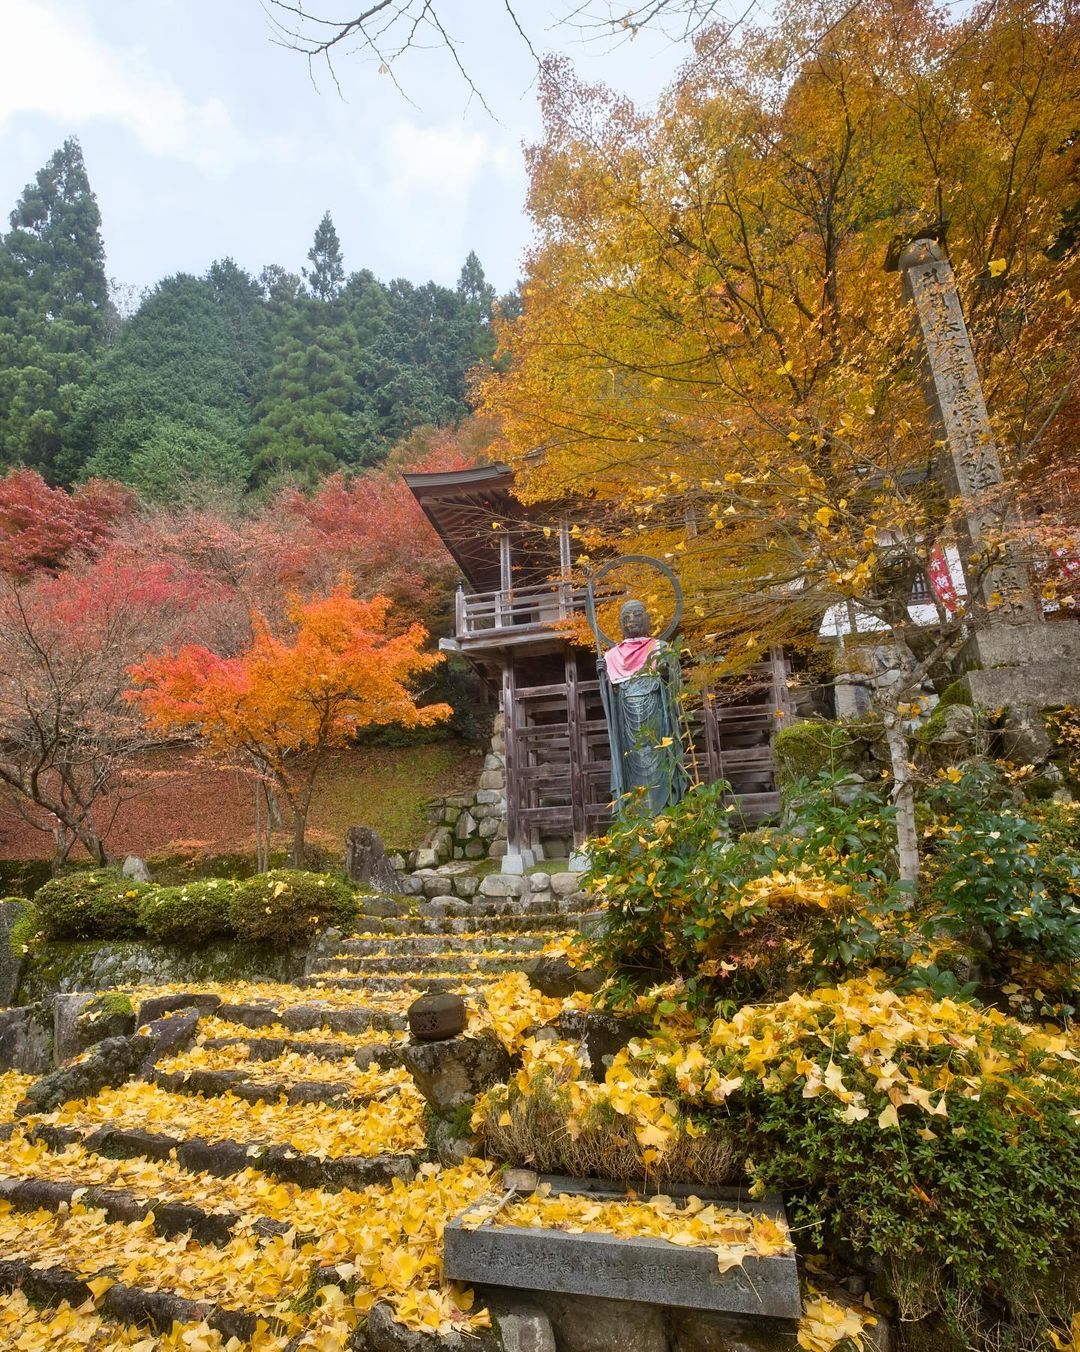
928,544,959,615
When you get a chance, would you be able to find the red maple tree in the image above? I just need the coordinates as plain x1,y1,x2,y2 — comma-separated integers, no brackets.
0,549,203,866
0,469,135,576
129,583,451,866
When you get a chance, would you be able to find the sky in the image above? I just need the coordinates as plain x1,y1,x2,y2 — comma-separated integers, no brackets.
0,0,700,299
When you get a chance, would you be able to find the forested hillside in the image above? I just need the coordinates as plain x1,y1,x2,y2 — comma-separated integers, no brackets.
0,138,513,494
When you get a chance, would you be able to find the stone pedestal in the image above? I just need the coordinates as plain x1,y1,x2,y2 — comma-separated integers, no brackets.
961,619,1080,758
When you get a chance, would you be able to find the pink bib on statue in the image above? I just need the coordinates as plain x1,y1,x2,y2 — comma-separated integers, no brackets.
604,637,658,685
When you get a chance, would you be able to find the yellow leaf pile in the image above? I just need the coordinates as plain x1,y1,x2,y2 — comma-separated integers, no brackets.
470,972,586,1054
476,977,1080,1171
37,1080,427,1159
0,1288,296,1350
0,1134,497,1339
797,1293,877,1351
465,1183,792,1276
732,870,853,917
156,1042,412,1098
129,981,403,1013
0,1069,35,1119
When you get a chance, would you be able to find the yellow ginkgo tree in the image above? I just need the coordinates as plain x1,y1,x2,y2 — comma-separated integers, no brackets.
482,0,1080,881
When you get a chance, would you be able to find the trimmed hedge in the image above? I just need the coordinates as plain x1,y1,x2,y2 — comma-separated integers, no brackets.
34,871,149,940
139,880,238,945
228,870,359,944
32,868,360,947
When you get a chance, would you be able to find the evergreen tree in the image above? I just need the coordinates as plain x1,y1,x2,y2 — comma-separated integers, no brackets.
304,211,345,302
457,250,496,313
206,257,273,401
0,138,109,479
249,287,363,485
77,274,252,501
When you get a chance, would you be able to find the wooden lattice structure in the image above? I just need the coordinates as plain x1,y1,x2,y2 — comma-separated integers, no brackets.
405,464,793,862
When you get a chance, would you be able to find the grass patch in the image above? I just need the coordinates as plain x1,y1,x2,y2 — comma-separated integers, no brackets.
308,743,483,851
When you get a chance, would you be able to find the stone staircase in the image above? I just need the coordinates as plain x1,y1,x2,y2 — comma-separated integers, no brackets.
0,891,585,1347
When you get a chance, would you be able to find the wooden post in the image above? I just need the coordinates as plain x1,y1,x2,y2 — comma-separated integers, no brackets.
454,579,466,637
557,518,572,618
502,661,522,858
497,532,513,628
566,649,586,847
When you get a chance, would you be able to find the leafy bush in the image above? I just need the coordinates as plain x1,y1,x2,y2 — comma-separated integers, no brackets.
33,871,149,940
139,880,238,945
227,869,358,943
475,979,1080,1338
31,868,357,947
586,778,904,1001
920,768,1080,989
711,982,1080,1301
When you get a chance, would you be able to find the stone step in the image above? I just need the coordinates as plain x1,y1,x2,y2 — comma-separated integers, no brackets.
151,1064,405,1108
0,1254,269,1341
297,973,501,995
0,1172,290,1246
335,934,551,957
351,912,589,936
413,895,584,918
314,953,528,976
201,1033,403,1068
211,1000,407,1036
27,1119,417,1193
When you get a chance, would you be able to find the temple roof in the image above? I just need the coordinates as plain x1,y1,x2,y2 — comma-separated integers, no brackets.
404,462,525,592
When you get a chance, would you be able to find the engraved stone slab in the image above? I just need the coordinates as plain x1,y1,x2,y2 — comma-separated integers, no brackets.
444,1177,801,1320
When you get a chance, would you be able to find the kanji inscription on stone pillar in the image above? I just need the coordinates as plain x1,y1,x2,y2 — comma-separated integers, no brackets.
894,237,1039,622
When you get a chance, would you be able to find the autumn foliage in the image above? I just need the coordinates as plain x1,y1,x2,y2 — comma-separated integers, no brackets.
129,584,451,864
0,469,134,575
0,549,201,864
483,0,1080,660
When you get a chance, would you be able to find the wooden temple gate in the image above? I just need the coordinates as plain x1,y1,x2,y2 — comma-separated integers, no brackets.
405,463,793,862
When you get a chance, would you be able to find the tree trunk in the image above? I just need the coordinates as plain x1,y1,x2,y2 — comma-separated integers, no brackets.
882,710,920,890
290,809,306,870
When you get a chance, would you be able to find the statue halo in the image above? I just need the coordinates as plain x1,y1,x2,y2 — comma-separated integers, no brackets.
586,554,684,650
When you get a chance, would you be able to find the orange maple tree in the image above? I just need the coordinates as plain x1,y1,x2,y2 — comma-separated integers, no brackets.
129,583,450,866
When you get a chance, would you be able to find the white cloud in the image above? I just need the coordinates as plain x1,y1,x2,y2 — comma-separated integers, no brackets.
370,118,524,276
0,0,251,174
381,120,519,198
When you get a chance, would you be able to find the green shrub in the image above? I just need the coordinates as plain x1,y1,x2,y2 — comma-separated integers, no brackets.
33,871,149,940
585,778,903,1002
139,880,238,945
922,769,1080,969
227,869,358,944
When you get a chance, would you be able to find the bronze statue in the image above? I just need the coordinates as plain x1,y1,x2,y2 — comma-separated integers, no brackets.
597,598,687,815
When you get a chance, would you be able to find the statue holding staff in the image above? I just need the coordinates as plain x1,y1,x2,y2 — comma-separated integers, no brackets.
587,557,688,816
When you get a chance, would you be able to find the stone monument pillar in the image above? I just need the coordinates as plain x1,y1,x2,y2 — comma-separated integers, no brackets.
892,236,1038,622
889,235,1080,752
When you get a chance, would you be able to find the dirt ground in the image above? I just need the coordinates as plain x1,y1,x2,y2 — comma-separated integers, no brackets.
0,742,483,864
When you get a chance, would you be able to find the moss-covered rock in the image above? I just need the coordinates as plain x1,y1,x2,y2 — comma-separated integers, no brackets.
1,897,32,1004
14,938,308,1006
774,720,862,784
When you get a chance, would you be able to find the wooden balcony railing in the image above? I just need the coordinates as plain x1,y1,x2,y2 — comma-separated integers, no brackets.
455,580,586,638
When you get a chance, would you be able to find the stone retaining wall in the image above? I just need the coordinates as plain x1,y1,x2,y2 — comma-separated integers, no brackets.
391,863,588,910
